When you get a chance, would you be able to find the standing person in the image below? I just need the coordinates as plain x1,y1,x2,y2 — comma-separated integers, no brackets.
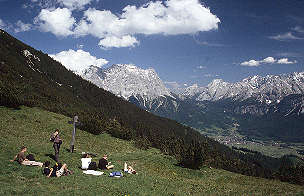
50,129,62,162
98,154,114,170
10,146,43,167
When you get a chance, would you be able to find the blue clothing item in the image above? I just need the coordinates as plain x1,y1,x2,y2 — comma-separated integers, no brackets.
109,171,123,177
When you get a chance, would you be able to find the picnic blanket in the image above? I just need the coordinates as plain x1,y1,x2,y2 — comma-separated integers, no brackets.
83,170,104,176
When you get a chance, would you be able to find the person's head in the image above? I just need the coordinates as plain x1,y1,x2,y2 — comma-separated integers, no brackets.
82,153,90,158
103,154,108,159
54,129,59,135
44,161,50,167
20,146,27,152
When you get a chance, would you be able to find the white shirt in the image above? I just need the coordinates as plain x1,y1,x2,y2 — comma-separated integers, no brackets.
81,158,92,170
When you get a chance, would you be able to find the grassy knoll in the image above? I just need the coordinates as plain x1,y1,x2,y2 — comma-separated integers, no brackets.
1,106,304,196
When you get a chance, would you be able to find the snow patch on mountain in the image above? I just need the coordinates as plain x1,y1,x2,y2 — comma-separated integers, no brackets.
180,72,304,103
82,64,174,101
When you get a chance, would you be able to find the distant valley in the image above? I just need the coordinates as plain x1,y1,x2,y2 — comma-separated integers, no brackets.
79,64,304,157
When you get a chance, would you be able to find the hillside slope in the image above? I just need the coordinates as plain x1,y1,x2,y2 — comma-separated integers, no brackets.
1,106,304,195
2,29,304,185
0,28,210,167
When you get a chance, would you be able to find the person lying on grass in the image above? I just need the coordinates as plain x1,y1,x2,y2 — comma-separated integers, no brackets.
43,161,53,177
98,154,114,170
10,146,43,167
124,162,136,174
55,163,73,177
43,162,72,177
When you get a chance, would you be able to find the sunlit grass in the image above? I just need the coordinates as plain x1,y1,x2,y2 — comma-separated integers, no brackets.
1,106,304,195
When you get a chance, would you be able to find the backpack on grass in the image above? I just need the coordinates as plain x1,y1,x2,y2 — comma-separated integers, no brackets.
88,162,97,170
26,154,35,161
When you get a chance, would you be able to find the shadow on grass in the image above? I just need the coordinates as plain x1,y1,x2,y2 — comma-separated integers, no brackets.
45,154,56,161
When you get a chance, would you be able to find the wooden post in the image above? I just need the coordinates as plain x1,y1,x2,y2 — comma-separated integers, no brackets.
70,115,78,153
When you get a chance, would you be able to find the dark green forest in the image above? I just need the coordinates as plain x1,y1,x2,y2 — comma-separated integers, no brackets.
1,29,304,185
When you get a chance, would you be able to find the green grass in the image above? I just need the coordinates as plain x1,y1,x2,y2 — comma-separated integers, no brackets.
1,106,304,195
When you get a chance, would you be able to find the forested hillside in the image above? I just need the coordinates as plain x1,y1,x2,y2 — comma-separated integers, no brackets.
1,29,304,185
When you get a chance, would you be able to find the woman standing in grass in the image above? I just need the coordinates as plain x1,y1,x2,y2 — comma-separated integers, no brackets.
10,146,43,167
50,129,62,162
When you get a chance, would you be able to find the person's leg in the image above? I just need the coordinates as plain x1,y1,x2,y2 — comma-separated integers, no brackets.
124,162,128,172
56,164,67,177
22,161,43,167
106,165,114,169
53,144,59,162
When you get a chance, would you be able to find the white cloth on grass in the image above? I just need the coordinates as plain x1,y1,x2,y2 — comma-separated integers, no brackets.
83,170,104,176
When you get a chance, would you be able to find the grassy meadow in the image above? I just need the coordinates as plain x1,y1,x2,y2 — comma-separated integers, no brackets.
1,106,304,195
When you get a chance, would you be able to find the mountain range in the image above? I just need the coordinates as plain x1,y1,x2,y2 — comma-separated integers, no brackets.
79,63,304,143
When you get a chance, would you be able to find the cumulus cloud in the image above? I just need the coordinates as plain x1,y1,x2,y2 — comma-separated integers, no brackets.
241,56,297,66
14,20,32,33
98,35,139,49
50,49,108,74
277,58,297,64
30,0,219,48
269,32,304,41
240,60,260,67
74,0,220,48
261,57,276,64
34,8,75,37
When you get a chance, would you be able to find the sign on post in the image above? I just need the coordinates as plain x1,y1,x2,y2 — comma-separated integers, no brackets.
69,115,80,153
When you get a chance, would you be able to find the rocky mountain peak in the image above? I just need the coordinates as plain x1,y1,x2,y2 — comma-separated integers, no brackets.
81,64,173,100
179,72,304,103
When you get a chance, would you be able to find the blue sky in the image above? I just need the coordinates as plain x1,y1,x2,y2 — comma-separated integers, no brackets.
1,0,304,89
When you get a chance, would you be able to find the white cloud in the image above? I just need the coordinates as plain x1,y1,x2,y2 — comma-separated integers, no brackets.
98,35,139,49
30,0,219,48
34,8,75,37
241,56,297,66
269,32,304,41
74,0,220,48
50,49,108,74
14,20,32,33
197,65,207,69
261,57,276,64
277,58,297,64
57,0,93,10
240,60,260,67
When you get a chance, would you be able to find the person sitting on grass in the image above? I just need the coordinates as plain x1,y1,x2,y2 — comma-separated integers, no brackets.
124,162,136,174
10,146,43,167
81,153,92,170
43,161,53,178
98,154,114,170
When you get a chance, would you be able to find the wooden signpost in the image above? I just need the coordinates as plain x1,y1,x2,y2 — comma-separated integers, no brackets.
68,115,80,153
